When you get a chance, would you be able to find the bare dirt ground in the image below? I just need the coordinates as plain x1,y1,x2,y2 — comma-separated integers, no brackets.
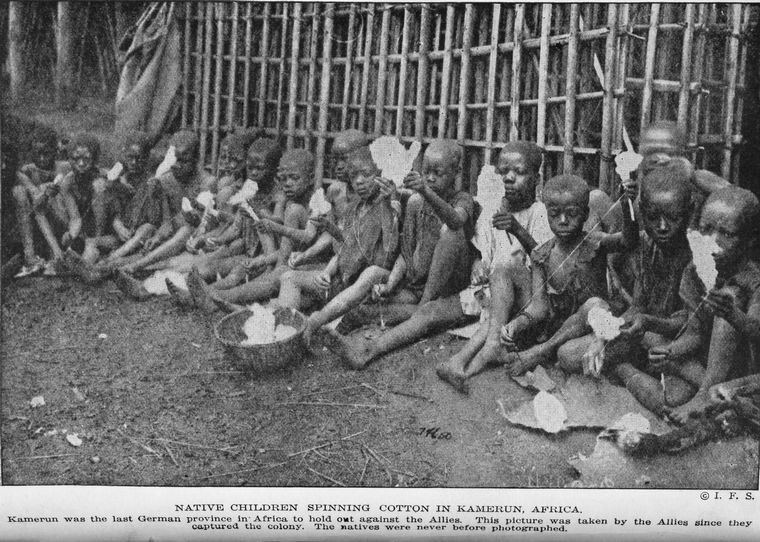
2,276,757,488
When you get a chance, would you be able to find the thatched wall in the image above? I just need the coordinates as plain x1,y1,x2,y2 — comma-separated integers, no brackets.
180,3,755,193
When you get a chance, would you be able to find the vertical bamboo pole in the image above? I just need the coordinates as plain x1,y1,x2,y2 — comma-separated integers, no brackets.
55,2,76,108
675,4,695,139
456,5,474,148
732,6,751,184
509,4,526,140
415,5,432,141
241,2,253,127
274,3,290,136
225,2,239,131
192,2,205,130
721,4,742,180
429,13,443,106
687,5,708,156
386,14,401,136
374,6,392,135
599,4,619,193
8,2,26,102
562,4,580,173
614,3,631,155
395,6,412,136
436,6,456,138
286,3,302,148
497,9,515,144
484,4,501,165
639,4,661,134
315,4,335,187
257,3,272,127
305,4,321,150
358,5,376,130
340,5,358,130
181,2,192,127
535,5,551,153
210,3,226,168
199,3,215,168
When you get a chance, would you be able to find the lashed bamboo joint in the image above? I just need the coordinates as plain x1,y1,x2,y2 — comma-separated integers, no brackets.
180,2,754,191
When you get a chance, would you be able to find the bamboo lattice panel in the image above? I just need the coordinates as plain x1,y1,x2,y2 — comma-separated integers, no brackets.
180,2,754,193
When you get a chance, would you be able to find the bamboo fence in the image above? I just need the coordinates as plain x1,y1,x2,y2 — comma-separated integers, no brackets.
180,2,755,193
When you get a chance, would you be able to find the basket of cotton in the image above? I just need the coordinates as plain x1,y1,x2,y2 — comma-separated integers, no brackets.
214,304,307,372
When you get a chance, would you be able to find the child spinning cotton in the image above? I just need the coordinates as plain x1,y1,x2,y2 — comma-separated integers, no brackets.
648,187,760,423
182,149,315,310
276,147,400,343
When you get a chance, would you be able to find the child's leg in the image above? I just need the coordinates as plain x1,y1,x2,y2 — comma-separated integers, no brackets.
277,268,327,311
556,333,597,373
306,266,390,335
106,224,156,262
82,235,119,264
669,299,744,424
12,185,38,264
213,265,288,304
418,226,470,304
464,262,531,377
91,179,109,237
337,289,420,333
324,295,468,370
122,225,194,273
502,297,608,376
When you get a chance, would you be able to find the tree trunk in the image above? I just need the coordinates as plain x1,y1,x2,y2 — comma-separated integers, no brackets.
8,1,24,101
55,1,75,108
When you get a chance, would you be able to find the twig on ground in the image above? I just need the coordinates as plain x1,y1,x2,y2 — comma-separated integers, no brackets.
299,384,365,397
386,388,433,402
162,443,179,467
363,445,393,486
12,453,80,460
276,401,386,409
203,460,289,480
358,449,370,485
304,462,346,487
287,430,367,458
153,437,237,453
360,382,385,397
118,428,161,457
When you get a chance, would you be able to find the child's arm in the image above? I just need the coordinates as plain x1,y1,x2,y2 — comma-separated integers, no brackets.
648,315,703,370
403,172,467,230
289,231,334,268
375,255,407,298
16,168,41,196
598,194,638,252
59,189,83,244
500,262,550,346
111,216,133,242
705,286,760,345
255,216,318,245
492,211,538,254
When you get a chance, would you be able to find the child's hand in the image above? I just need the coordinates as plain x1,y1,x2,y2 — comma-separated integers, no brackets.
314,270,332,291
117,228,134,243
582,338,606,378
44,183,60,198
470,259,489,285
185,236,202,254
709,382,735,405
143,235,162,252
499,320,523,349
288,252,303,269
492,211,521,234
619,314,648,339
376,177,398,199
621,179,638,200
402,171,426,193
647,345,675,373
372,283,391,301
705,288,740,323
205,237,219,250
61,231,73,247
242,258,263,271
254,218,276,234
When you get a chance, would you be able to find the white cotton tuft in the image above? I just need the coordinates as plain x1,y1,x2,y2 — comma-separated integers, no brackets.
107,162,124,182
687,229,721,292
474,164,503,218
308,188,332,218
369,136,421,187
587,306,625,341
240,304,298,345
614,150,643,181
181,197,194,213
196,191,215,209
532,391,567,434
155,145,176,178
227,179,259,207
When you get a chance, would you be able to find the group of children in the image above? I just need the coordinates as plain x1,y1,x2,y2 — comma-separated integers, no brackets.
10,121,760,426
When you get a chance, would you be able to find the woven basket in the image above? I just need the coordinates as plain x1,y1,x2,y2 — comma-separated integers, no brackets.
214,307,307,373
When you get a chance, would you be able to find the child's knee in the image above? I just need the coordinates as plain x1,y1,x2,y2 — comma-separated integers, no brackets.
580,297,607,312
556,343,580,372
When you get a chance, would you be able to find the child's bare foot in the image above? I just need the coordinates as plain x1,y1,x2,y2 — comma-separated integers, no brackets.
166,278,194,307
63,249,113,284
212,297,245,313
186,267,217,314
436,362,469,394
114,270,153,300
1,253,22,281
321,327,373,369
335,305,375,334
666,391,711,425
502,347,550,376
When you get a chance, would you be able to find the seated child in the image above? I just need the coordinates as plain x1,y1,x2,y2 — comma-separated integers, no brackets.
654,186,760,424
436,141,554,392
491,174,637,377
286,129,371,270
322,140,475,368
276,146,400,342
564,163,696,414
114,131,216,277
12,124,72,274
181,149,314,309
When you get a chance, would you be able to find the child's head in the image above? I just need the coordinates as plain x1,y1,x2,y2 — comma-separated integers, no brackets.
639,121,686,175
543,174,590,242
170,130,199,181
639,160,693,248
246,138,281,186
422,140,461,196
219,131,258,178
496,141,542,210
277,149,314,200
68,133,101,176
29,125,58,171
700,186,760,272
346,146,381,201
331,129,370,183
120,131,151,177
